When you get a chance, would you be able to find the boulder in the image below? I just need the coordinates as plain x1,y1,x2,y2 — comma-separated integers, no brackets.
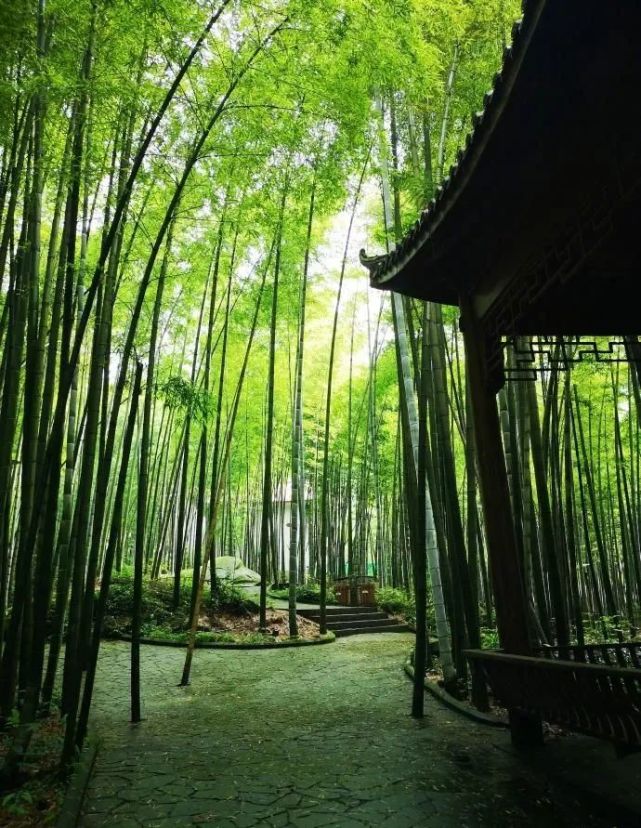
215,555,261,584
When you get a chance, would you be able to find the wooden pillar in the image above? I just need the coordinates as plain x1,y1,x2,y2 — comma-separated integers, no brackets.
459,294,531,656
460,294,542,747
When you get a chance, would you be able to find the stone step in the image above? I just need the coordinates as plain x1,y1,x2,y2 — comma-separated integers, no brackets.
298,606,379,618
300,611,388,624
326,617,400,631
298,606,412,637
335,624,411,637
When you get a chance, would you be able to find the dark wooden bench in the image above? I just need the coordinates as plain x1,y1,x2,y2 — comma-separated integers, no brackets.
465,649,641,753
538,642,641,669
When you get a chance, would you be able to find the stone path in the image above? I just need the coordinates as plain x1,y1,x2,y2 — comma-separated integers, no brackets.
81,635,610,827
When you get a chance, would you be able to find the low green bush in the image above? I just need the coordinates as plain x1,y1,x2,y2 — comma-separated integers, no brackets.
376,586,415,622
268,581,338,604
480,627,500,649
215,580,259,614
102,575,259,636
582,614,627,643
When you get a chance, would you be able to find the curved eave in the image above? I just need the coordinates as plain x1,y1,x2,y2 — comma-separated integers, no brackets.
365,0,546,300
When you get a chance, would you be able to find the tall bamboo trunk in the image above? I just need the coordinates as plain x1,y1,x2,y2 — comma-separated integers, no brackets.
259,186,287,629
288,179,315,634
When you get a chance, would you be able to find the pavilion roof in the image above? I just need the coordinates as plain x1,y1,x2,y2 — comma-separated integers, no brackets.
361,0,641,337
361,0,541,297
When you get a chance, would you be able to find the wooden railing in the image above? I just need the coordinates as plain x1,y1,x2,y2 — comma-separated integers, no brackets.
537,642,641,669
465,649,641,749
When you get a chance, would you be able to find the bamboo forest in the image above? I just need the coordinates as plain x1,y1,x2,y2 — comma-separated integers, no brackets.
1,1,641,825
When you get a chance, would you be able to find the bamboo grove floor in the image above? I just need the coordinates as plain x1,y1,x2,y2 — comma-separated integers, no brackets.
80,635,638,827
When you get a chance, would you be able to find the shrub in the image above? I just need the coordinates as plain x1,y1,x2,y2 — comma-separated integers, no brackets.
268,581,338,604
376,586,415,621
480,627,500,649
213,581,259,614
101,575,259,636
296,581,338,604
102,576,187,631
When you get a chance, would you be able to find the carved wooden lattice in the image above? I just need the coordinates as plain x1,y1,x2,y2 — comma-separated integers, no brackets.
502,337,641,382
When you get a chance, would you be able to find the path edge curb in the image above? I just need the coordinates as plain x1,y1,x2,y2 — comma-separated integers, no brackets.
107,632,336,650
404,657,508,728
56,742,98,828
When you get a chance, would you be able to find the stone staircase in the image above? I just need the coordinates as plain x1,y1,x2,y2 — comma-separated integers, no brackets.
298,606,410,637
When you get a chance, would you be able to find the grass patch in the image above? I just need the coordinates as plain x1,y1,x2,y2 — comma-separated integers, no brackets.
101,576,258,639
102,579,324,644
267,581,338,605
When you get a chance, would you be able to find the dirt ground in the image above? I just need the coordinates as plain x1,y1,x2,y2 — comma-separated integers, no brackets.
200,609,321,640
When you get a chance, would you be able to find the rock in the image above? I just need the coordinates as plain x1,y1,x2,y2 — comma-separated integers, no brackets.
215,555,261,585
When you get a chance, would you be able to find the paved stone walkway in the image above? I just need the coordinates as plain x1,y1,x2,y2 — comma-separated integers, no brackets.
81,635,609,827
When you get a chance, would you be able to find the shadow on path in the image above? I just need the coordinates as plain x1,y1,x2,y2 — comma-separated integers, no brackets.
81,635,611,827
